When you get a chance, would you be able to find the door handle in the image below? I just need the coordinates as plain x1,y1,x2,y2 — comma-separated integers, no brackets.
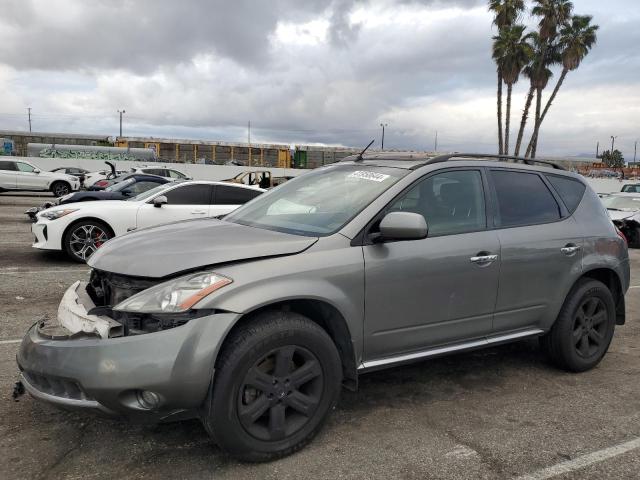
469,254,498,265
561,245,581,256
190,210,207,215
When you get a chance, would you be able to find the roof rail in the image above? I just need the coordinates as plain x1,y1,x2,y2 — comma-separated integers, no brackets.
425,153,565,170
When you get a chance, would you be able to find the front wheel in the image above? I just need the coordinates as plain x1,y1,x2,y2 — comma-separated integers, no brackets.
541,279,616,372
201,311,342,462
62,220,113,263
51,181,70,197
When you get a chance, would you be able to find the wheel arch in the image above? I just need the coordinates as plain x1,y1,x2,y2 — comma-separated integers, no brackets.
61,216,116,245
579,267,625,325
219,299,358,391
49,179,71,191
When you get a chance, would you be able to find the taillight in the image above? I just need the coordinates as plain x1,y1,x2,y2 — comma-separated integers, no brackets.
95,180,108,187
616,228,627,245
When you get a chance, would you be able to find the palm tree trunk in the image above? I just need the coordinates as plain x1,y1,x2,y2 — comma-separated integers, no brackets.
497,71,504,154
525,88,542,158
514,85,535,156
504,83,513,155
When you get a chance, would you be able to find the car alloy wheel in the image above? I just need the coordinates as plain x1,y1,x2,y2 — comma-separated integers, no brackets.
572,297,608,358
68,224,109,260
237,345,324,442
53,183,70,196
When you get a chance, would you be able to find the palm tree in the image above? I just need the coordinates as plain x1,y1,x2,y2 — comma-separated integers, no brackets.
525,0,574,158
526,15,599,156
489,0,526,154
493,25,533,155
514,33,560,156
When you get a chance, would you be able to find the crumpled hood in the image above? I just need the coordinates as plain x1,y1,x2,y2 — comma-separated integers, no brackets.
607,209,639,221
88,218,318,278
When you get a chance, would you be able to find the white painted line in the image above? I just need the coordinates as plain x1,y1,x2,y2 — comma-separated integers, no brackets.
0,270,89,276
629,285,640,289
0,339,22,345
516,437,640,480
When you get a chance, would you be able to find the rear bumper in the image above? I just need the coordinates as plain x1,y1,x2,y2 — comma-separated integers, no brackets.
16,297,239,421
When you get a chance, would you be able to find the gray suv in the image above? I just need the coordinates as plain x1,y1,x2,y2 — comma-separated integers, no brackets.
16,153,630,461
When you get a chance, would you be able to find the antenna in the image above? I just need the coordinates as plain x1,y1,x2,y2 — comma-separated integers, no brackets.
355,139,375,162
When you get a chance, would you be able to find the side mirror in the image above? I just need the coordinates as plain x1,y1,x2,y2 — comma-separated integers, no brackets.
377,212,428,241
153,195,168,208
33,168,41,174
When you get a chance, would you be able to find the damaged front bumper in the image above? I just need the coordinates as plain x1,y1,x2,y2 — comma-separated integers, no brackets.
16,282,239,422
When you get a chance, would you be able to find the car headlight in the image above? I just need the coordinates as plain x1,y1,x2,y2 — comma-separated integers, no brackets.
40,209,78,220
113,271,232,313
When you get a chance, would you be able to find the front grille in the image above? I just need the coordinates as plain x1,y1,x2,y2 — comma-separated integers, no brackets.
23,371,93,401
87,269,160,308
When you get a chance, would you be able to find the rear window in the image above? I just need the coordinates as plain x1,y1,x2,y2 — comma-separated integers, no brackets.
491,170,561,227
545,174,586,213
0,161,16,171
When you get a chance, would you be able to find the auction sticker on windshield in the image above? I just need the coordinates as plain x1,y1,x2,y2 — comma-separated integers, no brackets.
348,171,390,182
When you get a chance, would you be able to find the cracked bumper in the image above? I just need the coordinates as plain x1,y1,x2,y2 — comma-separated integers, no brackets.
16,311,240,422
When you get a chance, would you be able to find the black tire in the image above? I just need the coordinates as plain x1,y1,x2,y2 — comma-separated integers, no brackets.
51,181,70,197
541,279,616,372
62,219,113,263
201,311,342,462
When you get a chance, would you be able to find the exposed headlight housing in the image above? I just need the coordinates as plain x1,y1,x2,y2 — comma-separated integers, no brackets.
40,208,78,220
113,271,232,313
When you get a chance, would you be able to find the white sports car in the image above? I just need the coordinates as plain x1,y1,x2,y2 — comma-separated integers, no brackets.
32,180,264,262
0,159,81,196
602,193,640,247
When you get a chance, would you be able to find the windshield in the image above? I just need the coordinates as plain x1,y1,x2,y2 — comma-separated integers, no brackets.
602,196,640,211
224,165,408,236
128,183,172,201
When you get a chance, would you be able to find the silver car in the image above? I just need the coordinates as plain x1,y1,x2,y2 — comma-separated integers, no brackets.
16,153,630,461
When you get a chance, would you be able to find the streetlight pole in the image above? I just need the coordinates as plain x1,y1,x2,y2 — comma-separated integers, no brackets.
610,135,617,154
27,107,32,132
380,123,387,150
117,109,126,138
634,140,637,163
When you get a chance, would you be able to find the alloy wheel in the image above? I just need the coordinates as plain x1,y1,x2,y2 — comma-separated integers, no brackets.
54,183,69,196
237,345,324,441
573,297,608,358
68,224,109,260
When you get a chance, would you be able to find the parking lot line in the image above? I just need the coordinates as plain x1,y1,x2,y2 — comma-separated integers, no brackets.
0,269,89,275
0,339,22,345
515,437,640,480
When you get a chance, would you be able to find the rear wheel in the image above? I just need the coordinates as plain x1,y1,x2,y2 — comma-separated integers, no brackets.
51,181,71,197
541,279,616,372
201,311,342,462
62,220,113,263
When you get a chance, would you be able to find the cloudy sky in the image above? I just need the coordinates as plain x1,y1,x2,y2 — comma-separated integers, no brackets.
0,0,638,158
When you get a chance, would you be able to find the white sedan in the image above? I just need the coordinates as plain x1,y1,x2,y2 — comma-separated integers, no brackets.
0,159,80,196
32,180,264,262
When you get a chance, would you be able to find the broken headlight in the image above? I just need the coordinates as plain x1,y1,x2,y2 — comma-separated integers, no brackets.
113,271,232,313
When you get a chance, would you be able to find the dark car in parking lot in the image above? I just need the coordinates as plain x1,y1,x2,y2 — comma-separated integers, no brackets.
24,173,172,220
16,153,629,462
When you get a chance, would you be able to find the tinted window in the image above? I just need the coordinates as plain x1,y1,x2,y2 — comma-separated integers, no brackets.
389,170,486,236
0,161,16,171
216,185,263,205
128,181,160,195
163,184,212,205
491,170,560,227
16,162,36,172
545,175,586,213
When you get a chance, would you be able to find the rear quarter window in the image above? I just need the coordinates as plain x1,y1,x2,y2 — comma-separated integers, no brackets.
545,174,586,213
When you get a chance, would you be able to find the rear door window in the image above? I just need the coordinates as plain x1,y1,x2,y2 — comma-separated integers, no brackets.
215,185,263,205
0,161,16,171
545,175,586,213
163,184,212,205
490,170,561,227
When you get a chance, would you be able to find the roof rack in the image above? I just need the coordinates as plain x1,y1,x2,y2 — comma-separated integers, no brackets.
425,153,565,170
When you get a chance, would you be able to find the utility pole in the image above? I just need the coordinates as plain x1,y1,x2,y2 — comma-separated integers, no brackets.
434,131,438,152
596,141,599,158
117,109,126,138
27,107,32,132
380,123,387,150
634,140,637,163
248,120,251,144
611,135,617,154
